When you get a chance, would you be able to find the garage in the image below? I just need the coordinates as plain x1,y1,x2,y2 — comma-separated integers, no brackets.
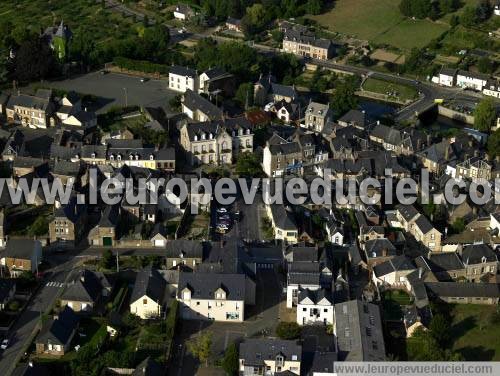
102,237,113,247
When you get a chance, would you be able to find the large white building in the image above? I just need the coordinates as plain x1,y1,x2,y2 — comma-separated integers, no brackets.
438,67,457,87
297,288,334,326
177,272,252,322
169,65,198,93
456,70,489,91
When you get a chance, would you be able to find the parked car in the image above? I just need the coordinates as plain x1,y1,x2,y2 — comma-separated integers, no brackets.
1,339,9,350
140,77,149,83
216,207,227,213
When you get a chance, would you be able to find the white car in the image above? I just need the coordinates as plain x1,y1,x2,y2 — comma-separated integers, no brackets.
216,208,227,213
1,339,9,350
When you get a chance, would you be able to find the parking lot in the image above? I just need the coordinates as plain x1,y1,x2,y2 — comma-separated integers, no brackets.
31,71,178,114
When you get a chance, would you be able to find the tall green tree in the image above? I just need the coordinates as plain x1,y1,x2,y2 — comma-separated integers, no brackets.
187,331,213,366
487,129,500,158
474,97,497,132
222,342,239,376
330,76,359,118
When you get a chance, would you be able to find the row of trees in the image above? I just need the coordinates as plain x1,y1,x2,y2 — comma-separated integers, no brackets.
399,0,461,20
459,0,496,27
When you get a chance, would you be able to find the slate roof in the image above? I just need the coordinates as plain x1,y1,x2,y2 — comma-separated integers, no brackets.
364,238,396,259
462,243,497,264
3,239,39,260
298,288,333,305
239,338,302,365
81,145,106,159
269,204,297,231
169,65,197,77
183,90,223,120
439,67,458,77
334,300,385,361
177,272,245,300
98,205,119,228
396,204,420,222
130,265,166,303
53,195,85,223
131,357,163,376
414,215,435,234
425,282,500,298
457,69,490,81
373,255,415,277
288,272,320,286
36,306,79,346
268,141,301,156
419,139,456,164
52,160,80,176
306,101,330,117
284,29,332,50
288,245,318,262
420,252,464,272
338,109,366,127
226,17,241,26
165,240,203,259
61,269,104,303
6,90,52,111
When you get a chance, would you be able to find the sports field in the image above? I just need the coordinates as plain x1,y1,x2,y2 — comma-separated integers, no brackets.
309,0,449,50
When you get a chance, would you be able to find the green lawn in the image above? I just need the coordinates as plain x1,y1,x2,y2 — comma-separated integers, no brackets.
382,290,413,321
448,304,500,360
363,77,418,101
309,0,450,50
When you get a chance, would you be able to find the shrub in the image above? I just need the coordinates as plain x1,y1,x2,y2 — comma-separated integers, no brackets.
276,321,301,340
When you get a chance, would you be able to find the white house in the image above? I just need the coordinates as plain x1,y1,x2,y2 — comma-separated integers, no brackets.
297,288,334,326
372,255,416,289
438,67,457,87
483,80,500,99
129,266,166,319
456,70,489,91
287,262,321,308
495,3,500,16
325,220,344,246
173,4,194,21
490,212,500,234
177,272,250,322
169,65,198,93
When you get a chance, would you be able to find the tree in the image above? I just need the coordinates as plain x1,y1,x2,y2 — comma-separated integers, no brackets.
477,56,495,74
429,314,451,346
235,152,264,177
222,342,239,375
306,0,323,15
450,14,460,27
187,331,213,366
450,217,465,234
487,129,500,158
14,35,57,82
330,76,359,118
101,249,114,270
476,0,493,22
28,216,48,237
474,97,497,131
235,82,253,108
399,0,413,17
460,6,477,27
276,322,301,340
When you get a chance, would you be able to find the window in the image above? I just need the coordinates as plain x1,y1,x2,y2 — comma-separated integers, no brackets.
303,308,307,312
324,308,328,313
143,299,147,305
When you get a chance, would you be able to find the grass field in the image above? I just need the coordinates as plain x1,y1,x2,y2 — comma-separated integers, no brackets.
309,0,449,50
448,304,500,360
363,77,418,101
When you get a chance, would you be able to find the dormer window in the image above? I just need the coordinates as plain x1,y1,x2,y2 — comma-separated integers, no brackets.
209,133,213,139
482,256,487,263
117,154,122,161
135,154,139,160
150,155,154,161
239,128,243,136
91,153,96,159
110,155,114,161
276,355,284,366
194,135,198,141
246,129,250,135
129,154,134,160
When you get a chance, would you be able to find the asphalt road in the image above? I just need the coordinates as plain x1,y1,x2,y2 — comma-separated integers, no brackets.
0,258,79,376
37,72,178,114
